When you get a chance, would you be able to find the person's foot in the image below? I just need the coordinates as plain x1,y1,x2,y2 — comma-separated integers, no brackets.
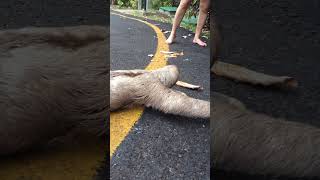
193,38,207,47
166,34,176,44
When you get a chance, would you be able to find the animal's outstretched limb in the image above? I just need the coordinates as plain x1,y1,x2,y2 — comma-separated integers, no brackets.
0,25,107,50
138,81,210,119
175,81,203,90
212,61,298,89
209,13,297,89
212,92,320,178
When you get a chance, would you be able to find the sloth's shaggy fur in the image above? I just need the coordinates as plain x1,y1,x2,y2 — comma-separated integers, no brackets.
0,26,109,155
0,26,209,156
111,66,209,118
212,92,320,178
211,14,320,178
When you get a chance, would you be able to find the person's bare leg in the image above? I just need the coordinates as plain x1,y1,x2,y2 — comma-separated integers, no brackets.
193,0,210,47
166,0,192,44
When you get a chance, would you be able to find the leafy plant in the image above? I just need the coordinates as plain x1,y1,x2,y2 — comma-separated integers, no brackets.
186,0,210,30
116,0,138,9
150,0,174,10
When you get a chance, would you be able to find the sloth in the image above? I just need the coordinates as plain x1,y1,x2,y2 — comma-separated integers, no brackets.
110,66,209,118
211,15,320,178
212,92,320,178
0,26,209,156
3,24,319,179
0,26,109,155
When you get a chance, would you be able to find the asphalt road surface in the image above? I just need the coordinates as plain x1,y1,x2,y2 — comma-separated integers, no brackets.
110,12,210,179
213,1,320,179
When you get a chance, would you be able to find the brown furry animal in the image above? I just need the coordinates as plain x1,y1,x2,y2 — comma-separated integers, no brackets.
0,26,209,156
212,92,320,178
211,13,320,178
111,66,209,119
0,26,109,155
210,12,297,89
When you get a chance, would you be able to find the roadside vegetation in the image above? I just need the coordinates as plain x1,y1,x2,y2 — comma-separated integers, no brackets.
111,0,210,38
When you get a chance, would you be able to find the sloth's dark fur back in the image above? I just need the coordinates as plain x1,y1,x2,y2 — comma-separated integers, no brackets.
212,92,320,178
0,26,109,155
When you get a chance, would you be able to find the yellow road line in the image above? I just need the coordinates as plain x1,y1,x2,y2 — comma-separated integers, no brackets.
110,12,169,156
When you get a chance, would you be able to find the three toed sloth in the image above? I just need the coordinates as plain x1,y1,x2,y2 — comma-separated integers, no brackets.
0,26,209,157
1,25,319,179
211,16,320,178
